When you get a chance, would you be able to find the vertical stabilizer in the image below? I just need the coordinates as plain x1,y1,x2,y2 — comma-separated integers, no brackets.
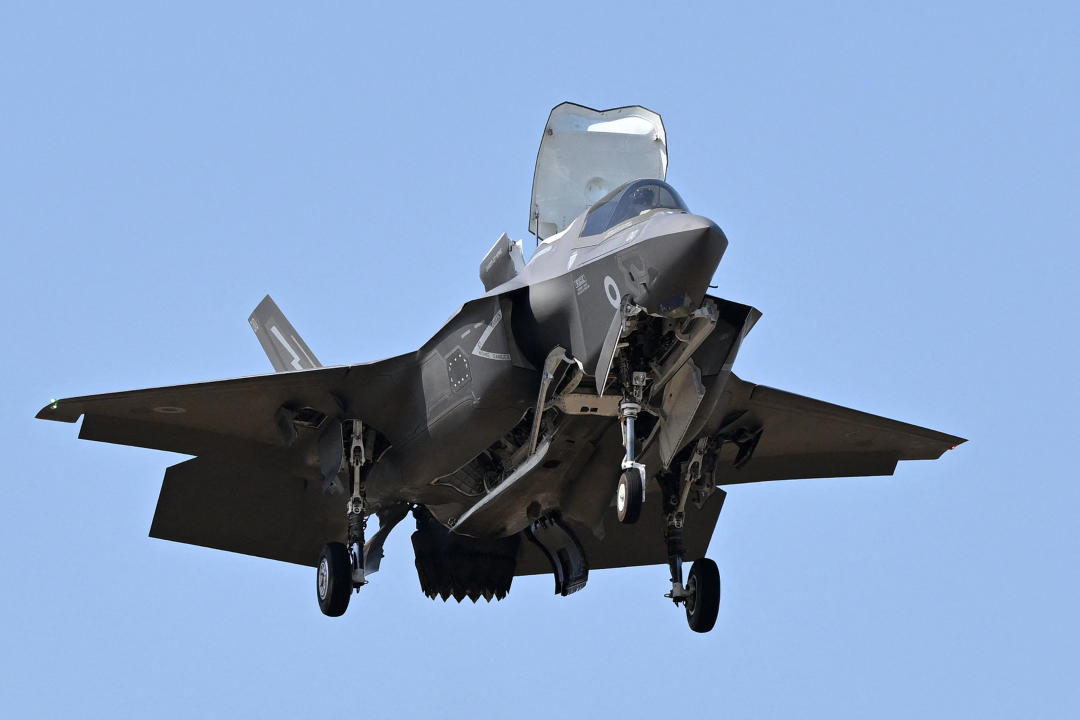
248,295,322,372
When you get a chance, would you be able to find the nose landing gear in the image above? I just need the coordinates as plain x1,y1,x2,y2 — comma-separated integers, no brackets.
617,399,645,524
616,371,649,525
616,467,643,524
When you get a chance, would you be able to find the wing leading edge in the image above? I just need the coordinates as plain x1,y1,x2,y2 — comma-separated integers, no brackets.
35,352,421,457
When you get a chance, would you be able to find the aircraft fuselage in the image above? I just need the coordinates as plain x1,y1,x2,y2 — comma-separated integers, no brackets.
363,199,731,539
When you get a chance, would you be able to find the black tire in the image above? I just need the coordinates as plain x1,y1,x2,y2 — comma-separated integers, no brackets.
316,543,352,617
616,468,643,524
685,558,720,633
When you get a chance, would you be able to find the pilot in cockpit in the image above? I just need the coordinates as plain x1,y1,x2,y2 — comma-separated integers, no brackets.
627,185,658,216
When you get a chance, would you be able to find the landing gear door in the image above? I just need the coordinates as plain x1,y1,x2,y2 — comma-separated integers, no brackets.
529,103,667,241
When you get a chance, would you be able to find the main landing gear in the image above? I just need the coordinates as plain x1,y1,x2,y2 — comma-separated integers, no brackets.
663,518,721,633
317,420,370,617
608,362,722,632
662,437,725,633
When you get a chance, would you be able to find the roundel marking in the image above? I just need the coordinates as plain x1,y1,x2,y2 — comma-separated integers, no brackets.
604,276,620,308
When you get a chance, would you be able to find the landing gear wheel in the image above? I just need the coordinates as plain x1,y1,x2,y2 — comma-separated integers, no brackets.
316,542,352,617
685,558,720,633
616,468,643,524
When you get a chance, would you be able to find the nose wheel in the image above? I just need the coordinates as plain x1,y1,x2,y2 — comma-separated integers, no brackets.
616,467,644,523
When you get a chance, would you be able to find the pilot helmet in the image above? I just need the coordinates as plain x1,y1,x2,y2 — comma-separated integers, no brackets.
629,184,657,209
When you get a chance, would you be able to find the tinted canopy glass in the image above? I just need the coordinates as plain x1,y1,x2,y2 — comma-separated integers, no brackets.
581,179,688,237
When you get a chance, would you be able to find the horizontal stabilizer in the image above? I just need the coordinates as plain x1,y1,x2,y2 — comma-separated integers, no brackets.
248,295,322,373
150,450,341,566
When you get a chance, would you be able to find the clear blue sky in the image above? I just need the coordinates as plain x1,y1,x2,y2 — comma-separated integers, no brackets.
3,2,1078,717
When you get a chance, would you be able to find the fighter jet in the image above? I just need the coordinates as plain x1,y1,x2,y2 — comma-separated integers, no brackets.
37,103,963,633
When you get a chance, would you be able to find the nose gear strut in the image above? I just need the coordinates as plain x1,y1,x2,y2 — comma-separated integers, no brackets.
616,371,648,524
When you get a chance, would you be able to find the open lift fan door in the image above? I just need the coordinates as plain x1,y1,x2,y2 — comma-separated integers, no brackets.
529,103,667,240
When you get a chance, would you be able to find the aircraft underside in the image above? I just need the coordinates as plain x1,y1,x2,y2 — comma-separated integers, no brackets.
37,103,963,634
311,290,773,632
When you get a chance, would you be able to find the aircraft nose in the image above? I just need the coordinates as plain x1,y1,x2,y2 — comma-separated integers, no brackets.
636,215,728,317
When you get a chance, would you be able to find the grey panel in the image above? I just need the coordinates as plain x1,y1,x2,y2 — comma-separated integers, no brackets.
420,351,450,412
149,450,342,567
658,360,706,466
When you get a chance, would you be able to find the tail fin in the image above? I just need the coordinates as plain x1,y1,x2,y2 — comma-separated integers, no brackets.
248,295,322,372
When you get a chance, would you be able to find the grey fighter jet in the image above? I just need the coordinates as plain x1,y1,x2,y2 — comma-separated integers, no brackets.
37,103,964,633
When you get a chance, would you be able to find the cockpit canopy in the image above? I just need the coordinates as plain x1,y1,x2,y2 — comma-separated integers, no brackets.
530,103,667,240
580,179,688,237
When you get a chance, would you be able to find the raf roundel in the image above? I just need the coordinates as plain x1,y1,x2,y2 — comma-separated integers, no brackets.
604,275,621,309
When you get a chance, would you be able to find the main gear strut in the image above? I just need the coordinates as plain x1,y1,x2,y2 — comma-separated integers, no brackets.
317,419,372,617
660,437,724,632
345,418,369,588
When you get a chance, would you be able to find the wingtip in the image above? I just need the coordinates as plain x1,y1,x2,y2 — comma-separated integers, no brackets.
35,399,80,423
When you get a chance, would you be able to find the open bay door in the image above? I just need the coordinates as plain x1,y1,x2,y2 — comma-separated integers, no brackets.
529,103,668,241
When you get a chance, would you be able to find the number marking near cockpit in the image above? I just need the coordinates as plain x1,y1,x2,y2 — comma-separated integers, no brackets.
604,276,621,308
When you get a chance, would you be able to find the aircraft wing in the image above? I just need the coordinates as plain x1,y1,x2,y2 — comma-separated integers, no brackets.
37,355,425,567
35,353,421,457
517,373,963,578
710,375,965,485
